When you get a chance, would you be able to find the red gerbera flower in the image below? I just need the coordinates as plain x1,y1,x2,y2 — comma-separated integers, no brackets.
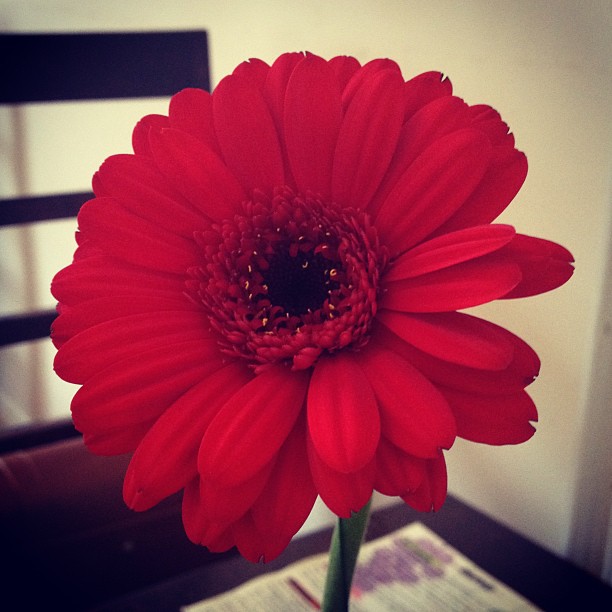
51,52,573,563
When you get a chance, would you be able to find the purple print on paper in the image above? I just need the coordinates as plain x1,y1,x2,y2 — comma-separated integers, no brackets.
352,536,452,594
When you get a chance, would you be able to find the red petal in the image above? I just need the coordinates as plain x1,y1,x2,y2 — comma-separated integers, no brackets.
198,464,273,525
374,321,540,395
93,192,207,241
442,386,537,445
436,147,528,232
182,476,254,551
356,346,456,457
469,105,514,146
367,96,470,218
132,114,169,156
77,197,200,273
374,129,492,254
168,88,219,153
284,55,342,201
123,363,251,511
262,52,305,191
263,52,304,135
228,513,266,562
332,69,405,209
199,367,309,486
54,311,214,383
397,96,471,166
93,153,155,197
203,529,235,555
384,224,516,281
149,127,245,220
328,55,361,91
93,154,207,237
307,434,375,518
307,354,380,473
181,478,234,550
377,311,515,371
500,234,575,298
382,254,522,312
213,73,284,193
401,452,447,512
51,256,187,306
341,58,401,109
250,417,318,562
83,420,154,456
70,341,224,434
403,71,453,119
51,295,199,348
232,58,270,91
374,437,424,496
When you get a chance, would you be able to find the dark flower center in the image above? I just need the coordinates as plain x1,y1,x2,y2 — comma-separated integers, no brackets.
188,187,387,371
263,249,339,317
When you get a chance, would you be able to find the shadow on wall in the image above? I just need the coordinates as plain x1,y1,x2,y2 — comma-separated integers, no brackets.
568,242,612,584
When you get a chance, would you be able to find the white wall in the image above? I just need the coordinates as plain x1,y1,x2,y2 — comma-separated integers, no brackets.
1,0,610,580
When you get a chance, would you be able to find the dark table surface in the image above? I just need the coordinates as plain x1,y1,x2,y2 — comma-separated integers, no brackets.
92,495,612,612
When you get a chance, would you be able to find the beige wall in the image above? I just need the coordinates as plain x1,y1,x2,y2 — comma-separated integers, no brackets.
1,0,610,580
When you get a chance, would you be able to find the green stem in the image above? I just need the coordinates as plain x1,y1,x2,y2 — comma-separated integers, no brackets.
321,498,372,612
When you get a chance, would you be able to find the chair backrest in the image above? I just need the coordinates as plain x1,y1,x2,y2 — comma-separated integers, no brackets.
0,31,210,450
0,36,221,610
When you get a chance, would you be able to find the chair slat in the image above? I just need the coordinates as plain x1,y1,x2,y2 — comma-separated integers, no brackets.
0,31,209,103
0,30,209,450
0,417,78,454
0,192,91,226
0,310,57,347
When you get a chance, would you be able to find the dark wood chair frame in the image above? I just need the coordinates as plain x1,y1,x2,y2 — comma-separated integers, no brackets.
0,30,209,451
0,31,223,611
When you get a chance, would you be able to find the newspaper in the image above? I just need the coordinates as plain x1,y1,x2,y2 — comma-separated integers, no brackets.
183,522,539,611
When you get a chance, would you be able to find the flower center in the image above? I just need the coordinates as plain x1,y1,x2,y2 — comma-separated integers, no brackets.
263,248,338,317
188,187,387,372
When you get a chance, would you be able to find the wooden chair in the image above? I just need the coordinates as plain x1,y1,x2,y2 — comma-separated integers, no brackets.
0,32,225,611
0,30,209,450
